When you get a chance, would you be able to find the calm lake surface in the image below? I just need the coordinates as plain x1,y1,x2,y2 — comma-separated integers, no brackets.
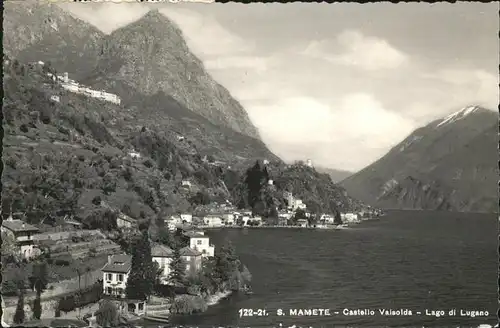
167,210,497,327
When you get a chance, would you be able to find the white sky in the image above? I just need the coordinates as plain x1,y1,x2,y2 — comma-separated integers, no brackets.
59,2,499,171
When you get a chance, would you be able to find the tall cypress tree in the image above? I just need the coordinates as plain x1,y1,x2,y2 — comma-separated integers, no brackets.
126,230,153,301
168,246,186,287
13,286,25,324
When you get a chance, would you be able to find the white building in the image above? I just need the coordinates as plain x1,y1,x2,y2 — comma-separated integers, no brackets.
306,159,313,168
249,216,263,226
184,231,215,257
343,213,359,222
181,180,192,188
297,219,308,227
101,254,132,298
320,214,334,224
203,215,223,227
2,218,39,260
116,213,137,229
180,213,192,223
128,151,141,159
263,159,269,165
268,179,274,185
222,213,235,225
50,95,60,103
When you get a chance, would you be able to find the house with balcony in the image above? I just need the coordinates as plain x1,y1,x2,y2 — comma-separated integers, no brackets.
1,217,39,260
101,254,132,298
183,231,215,258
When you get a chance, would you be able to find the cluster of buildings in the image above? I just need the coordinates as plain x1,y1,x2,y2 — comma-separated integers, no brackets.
163,209,263,230
101,228,215,298
42,65,121,105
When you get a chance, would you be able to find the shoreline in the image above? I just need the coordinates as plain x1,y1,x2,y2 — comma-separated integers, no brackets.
196,218,380,230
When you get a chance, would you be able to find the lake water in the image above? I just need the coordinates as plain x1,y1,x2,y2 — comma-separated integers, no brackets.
167,211,497,327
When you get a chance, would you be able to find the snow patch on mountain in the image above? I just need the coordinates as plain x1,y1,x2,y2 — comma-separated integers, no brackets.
436,105,479,128
399,135,423,152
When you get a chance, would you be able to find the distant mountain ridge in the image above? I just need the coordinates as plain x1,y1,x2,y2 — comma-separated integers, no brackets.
315,166,353,183
3,3,261,140
341,106,498,213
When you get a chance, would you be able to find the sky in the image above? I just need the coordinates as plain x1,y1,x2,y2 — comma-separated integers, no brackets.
59,1,499,172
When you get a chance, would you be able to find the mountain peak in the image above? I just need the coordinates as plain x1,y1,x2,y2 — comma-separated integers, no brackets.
436,105,490,128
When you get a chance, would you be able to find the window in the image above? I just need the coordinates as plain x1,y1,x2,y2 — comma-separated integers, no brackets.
197,240,203,245
138,303,144,311
106,273,112,281
106,287,112,294
118,274,124,282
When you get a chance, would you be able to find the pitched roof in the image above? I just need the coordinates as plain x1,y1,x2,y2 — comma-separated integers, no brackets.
151,244,173,257
183,231,208,239
117,213,136,224
180,246,202,257
2,220,39,233
102,254,132,273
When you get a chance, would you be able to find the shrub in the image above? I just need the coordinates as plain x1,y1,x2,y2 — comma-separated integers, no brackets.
20,124,29,133
92,196,102,206
170,294,208,315
143,159,153,168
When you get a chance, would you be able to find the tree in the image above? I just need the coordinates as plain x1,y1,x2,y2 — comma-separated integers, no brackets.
30,261,49,320
168,246,186,287
96,300,119,327
13,285,25,324
214,240,240,291
292,208,307,223
334,210,343,225
126,231,154,301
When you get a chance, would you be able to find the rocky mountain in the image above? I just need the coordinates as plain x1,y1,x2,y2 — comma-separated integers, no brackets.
3,3,260,139
315,166,353,183
341,106,498,213
230,161,364,218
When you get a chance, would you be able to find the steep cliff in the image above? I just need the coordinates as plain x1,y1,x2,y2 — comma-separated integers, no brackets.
4,5,262,140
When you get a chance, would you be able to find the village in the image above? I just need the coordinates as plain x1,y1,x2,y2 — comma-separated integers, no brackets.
1,179,380,327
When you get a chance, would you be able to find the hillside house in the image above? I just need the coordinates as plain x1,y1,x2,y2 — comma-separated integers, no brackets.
203,215,223,227
151,244,174,284
183,231,215,258
116,213,137,229
2,218,39,260
181,180,192,188
50,95,60,103
102,254,132,298
306,159,313,168
128,151,141,159
263,159,269,165
268,179,274,185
